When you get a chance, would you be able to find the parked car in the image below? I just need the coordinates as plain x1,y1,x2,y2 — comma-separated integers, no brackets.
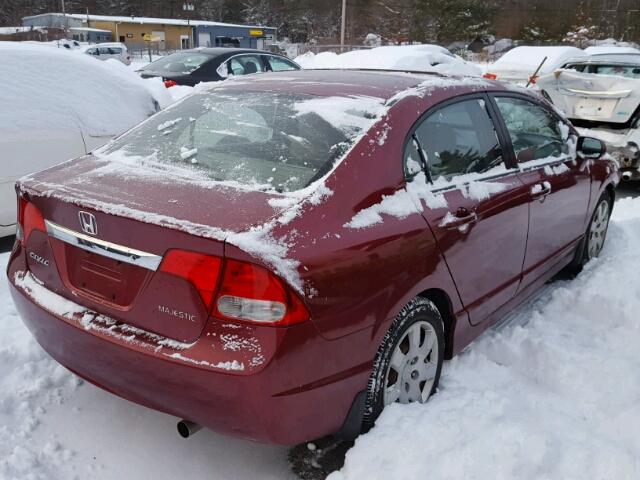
7,69,618,446
483,46,586,85
81,42,131,65
295,44,482,77
137,48,301,86
0,42,162,238
538,53,640,180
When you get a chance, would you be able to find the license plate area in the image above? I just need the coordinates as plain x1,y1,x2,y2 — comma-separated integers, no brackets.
65,244,150,308
573,97,617,118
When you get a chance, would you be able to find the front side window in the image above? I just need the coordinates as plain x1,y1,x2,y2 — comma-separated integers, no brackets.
267,56,298,72
412,98,503,181
494,96,566,162
98,90,383,192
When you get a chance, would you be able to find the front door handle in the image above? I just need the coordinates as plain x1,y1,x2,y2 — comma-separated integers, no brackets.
442,208,478,230
531,182,552,200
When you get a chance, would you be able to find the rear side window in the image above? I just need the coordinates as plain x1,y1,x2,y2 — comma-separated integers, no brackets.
494,97,565,162
412,98,503,181
267,56,298,72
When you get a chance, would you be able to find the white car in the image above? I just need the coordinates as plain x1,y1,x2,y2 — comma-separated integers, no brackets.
0,42,163,237
537,53,640,180
295,44,481,77
483,46,586,85
81,42,131,65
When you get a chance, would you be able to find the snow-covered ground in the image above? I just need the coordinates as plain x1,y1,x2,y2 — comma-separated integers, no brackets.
1,191,639,479
332,195,640,480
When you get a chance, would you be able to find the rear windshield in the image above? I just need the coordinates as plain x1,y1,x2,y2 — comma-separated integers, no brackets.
145,52,213,74
565,63,640,78
99,90,383,192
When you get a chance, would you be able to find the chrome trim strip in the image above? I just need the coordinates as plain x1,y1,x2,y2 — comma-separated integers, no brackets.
565,88,631,97
45,220,163,271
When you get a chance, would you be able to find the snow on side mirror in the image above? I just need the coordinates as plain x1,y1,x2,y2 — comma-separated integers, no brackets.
577,136,606,159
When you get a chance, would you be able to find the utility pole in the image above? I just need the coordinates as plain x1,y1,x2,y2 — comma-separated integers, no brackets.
183,3,194,49
340,0,346,51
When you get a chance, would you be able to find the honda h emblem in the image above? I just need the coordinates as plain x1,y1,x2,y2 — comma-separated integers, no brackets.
78,211,98,236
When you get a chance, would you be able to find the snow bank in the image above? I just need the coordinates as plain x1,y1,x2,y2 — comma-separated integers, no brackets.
331,196,640,480
294,45,481,77
0,42,170,137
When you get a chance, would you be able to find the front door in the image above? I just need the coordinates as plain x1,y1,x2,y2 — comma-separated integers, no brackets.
491,94,591,290
409,95,530,325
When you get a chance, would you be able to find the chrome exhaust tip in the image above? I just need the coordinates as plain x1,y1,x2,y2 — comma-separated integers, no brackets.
177,420,202,438
622,172,632,181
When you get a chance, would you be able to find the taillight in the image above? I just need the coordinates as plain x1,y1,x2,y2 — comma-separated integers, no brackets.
483,73,497,80
159,251,309,327
160,250,222,309
215,259,309,326
17,196,46,245
164,79,177,88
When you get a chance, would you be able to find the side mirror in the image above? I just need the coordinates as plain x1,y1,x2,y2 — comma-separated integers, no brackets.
577,136,606,159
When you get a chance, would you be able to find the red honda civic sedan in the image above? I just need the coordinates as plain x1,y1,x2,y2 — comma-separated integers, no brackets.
7,69,618,445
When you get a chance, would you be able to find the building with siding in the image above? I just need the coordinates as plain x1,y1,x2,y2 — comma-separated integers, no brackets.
22,13,276,50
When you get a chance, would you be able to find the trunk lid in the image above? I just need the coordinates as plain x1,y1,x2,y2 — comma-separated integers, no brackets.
21,155,283,342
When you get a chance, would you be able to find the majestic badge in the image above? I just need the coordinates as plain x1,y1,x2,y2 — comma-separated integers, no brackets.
78,211,98,236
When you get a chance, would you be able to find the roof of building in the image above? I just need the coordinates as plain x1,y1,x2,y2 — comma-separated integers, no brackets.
22,13,275,31
68,27,111,33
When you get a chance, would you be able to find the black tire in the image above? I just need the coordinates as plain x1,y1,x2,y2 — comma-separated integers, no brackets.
362,297,445,431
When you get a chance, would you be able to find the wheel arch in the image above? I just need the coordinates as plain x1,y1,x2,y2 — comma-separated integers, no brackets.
416,288,457,359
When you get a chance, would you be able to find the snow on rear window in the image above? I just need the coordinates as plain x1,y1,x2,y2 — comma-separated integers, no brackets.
98,91,385,193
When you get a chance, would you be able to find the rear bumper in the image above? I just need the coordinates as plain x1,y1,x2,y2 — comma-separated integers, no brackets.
7,249,371,445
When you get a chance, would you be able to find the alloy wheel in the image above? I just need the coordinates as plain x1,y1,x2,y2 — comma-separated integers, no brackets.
383,320,439,405
588,199,610,259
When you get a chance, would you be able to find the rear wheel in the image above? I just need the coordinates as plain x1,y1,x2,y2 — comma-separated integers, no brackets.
363,297,444,430
585,195,611,261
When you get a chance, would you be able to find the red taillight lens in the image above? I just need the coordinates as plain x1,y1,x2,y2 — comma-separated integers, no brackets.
483,73,497,80
17,197,46,244
214,259,309,326
160,250,222,309
164,79,177,88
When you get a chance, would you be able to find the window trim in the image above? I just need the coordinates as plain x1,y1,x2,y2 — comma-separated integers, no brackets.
487,92,577,170
402,92,517,186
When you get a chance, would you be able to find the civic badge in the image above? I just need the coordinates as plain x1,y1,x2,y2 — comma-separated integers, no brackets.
78,211,98,236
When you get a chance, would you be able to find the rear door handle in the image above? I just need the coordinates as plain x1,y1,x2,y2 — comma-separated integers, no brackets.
530,182,551,200
442,208,478,230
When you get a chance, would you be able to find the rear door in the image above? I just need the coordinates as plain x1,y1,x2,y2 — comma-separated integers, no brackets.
490,94,591,289
410,94,531,325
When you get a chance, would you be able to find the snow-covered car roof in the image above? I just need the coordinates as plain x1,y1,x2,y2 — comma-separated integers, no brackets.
584,45,640,55
563,53,640,66
489,46,587,78
294,45,481,77
79,42,128,52
0,42,167,137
